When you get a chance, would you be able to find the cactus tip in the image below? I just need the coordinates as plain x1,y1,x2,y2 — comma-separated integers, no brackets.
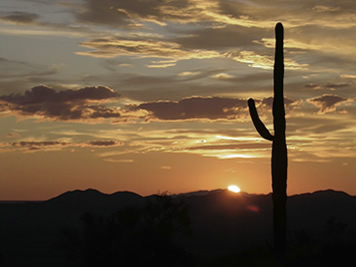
276,22,283,29
276,22,283,34
275,22,284,41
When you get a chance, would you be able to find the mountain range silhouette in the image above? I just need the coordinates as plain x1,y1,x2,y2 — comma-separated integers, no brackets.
1,189,356,266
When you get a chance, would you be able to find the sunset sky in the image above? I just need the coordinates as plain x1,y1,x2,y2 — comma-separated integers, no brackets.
0,0,355,200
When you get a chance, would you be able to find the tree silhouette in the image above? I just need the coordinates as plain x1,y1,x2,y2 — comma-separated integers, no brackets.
248,22,288,259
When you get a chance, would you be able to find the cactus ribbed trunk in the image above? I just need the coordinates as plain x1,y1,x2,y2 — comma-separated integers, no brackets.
272,22,287,257
248,22,287,259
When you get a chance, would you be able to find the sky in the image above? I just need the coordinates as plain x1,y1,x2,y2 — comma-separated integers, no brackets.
0,0,355,200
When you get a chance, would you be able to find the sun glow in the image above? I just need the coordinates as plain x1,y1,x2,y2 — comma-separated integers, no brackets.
228,185,241,193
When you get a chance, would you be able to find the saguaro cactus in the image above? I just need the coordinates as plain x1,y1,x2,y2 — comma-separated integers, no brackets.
248,22,287,257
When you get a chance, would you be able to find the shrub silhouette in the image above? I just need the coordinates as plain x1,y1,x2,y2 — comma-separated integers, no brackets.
248,22,288,258
58,194,192,266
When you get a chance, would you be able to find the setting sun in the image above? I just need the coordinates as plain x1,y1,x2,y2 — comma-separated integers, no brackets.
228,185,241,193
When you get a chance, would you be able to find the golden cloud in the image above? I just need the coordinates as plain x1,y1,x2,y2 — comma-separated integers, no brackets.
227,50,308,70
77,37,221,61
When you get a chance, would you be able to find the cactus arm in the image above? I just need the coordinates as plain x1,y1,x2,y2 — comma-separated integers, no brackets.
248,98,274,141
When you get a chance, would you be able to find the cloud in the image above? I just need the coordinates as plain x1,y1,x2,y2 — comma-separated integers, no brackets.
11,141,69,151
305,83,322,90
0,11,39,24
341,74,356,79
304,82,350,91
325,83,350,89
188,143,270,150
227,50,308,70
177,71,202,77
100,59,133,72
0,57,59,81
13,141,68,147
260,97,300,108
75,0,184,27
75,26,302,72
307,94,349,114
174,24,267,50
145,59,177,68
75,0,356,31
75,0,233,27
0,85,121,121
211,73,235,80
9,139,123,152
160,165,172,170
244,97,303,118
103,158,134,163
6,132,21,139
76,37,220,61
135,96,247,121
86,140,123,147
312,5,341,13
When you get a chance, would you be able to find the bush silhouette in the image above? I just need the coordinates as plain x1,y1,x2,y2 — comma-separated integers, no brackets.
58,194,192,266
248,22,288,259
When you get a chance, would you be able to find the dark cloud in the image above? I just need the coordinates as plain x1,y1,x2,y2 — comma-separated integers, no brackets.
174,25,267,50
0,11,39,24
86,140,123,147
261,97,298,108
11,141,69,151
75,0,356,30
129,96,302,122
136,96,247,120
1,85,118,104
0,85,121,121
253,97,303,115
307,94,348,113
10,139,122,151
13,141,68,147
76,0,190,27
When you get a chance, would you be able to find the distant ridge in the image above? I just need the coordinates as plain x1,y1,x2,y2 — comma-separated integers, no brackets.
47,188,143,203
289,189,353,198
47,188,356,203
45,188,145,214
173,188,225,198
46,188,105,202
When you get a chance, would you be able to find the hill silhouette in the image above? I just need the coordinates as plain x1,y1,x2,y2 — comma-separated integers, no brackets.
0,189,356,266
46,188,145,213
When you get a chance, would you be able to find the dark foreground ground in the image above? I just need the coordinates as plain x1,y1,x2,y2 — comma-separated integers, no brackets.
1,189,356,266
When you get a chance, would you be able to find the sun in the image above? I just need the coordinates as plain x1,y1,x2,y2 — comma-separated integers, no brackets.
228,184,241,193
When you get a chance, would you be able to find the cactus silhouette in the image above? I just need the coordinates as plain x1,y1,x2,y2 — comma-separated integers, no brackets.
248,22,287,257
